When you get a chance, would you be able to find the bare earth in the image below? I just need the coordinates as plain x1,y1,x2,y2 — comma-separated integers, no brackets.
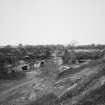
0,60,105,105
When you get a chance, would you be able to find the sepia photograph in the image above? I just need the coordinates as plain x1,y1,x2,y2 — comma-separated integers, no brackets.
0,0,105,105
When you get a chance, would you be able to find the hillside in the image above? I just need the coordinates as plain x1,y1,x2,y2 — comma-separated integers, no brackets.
0,57,105,105
27,59,105,105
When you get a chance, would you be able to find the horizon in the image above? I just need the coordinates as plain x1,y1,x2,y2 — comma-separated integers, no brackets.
0,43,105,47
0,0,105,45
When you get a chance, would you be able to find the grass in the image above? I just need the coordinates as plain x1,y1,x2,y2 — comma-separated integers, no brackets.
77,84,105,105
27,93,60,105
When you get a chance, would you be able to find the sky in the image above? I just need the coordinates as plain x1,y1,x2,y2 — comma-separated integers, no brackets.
0,0,105,45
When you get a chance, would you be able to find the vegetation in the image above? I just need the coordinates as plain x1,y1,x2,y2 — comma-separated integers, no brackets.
75,51,103,61
76,84,105,105
28,93,60,105
67,44,105,50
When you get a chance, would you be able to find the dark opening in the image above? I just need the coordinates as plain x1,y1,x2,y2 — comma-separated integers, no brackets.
40,61,44,67
22,66,28,71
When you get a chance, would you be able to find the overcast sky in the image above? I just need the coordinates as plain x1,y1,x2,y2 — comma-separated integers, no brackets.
0,0,105,45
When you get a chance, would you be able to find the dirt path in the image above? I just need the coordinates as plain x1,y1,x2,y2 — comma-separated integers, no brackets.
0,77,42,102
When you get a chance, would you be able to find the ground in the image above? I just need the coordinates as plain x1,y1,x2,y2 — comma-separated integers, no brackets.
0,59,105,105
